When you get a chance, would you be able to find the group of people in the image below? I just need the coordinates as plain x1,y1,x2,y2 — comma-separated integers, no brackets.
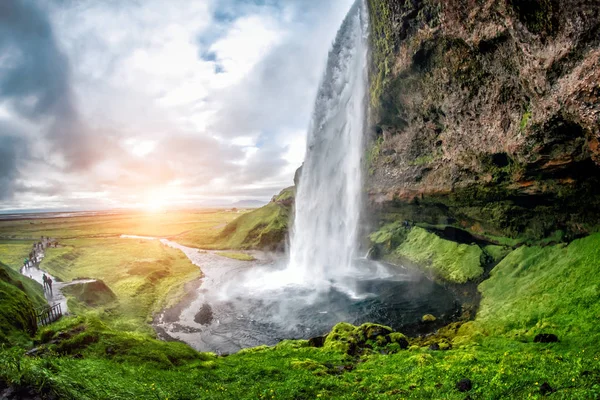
22,236,57,294
42,273,53,294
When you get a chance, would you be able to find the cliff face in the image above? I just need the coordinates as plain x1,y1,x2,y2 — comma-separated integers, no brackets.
366,0,600,242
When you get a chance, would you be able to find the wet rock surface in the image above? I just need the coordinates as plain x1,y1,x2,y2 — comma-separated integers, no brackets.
194,304,214,325
367,0,600,241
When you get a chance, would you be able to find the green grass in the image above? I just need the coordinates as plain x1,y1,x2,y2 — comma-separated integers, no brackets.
273,186,295,202
0,209,240,242
394,227,484,283
211,202,290,250
0,262,45,344
0,240,35,271
216,252,256,261
40,238,201,332
473,233,600,343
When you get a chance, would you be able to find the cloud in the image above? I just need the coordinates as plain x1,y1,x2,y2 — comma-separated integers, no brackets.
0,130,27,200
0,0,354,211
0,0,97,171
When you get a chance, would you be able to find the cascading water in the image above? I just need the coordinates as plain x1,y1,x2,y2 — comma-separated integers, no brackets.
287,0,369,291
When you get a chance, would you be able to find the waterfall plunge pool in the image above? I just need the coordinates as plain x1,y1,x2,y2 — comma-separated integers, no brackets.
152,241,460,355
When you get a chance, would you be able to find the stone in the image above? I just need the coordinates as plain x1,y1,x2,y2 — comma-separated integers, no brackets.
534,333,559,343
308,335,326,348
539,382,555,395
429,343,440,351
456,378,472,392
194,304,214,325
422,314,437,322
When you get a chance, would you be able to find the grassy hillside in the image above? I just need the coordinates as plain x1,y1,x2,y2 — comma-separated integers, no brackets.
203,187,295,250
40,238,201,332
0,262,45,344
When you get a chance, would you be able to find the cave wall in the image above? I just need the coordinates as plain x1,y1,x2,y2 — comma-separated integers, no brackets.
366,0,600,241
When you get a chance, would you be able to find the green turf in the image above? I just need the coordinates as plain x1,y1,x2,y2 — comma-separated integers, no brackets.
0,262,45,344
394,227,484,283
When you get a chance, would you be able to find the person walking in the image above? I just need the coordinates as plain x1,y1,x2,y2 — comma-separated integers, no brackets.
47,278,53,295
42,274,48,291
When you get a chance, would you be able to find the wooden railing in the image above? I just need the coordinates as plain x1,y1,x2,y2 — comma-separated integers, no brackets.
36,303,62,326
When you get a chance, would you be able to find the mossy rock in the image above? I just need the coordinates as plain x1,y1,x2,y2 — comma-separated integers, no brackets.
396,227,484,283
62,280,117,307
422,314,437,322
324,323,404,355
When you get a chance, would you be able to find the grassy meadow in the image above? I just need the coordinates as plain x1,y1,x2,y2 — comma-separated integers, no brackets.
0,210,243,333
0,209,244,243
1,211,600,398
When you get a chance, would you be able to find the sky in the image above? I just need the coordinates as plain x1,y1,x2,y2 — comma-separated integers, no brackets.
0,0,354,212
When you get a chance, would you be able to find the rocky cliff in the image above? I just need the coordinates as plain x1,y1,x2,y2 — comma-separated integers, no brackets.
366,0,600,243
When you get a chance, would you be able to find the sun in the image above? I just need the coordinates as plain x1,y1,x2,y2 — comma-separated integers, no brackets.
143,198,165,213
141,191,168,213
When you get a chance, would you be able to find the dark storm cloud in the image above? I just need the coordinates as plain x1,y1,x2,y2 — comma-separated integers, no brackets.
0,131,27,200
0,0,96,174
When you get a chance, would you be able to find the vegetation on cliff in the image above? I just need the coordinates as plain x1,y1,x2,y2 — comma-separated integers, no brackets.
394,227,484,284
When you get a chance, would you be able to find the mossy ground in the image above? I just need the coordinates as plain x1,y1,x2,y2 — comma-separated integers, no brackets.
392,227,484,284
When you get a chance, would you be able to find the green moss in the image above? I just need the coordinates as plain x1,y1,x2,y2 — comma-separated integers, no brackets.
422,314,436,322
520,107,532,131
366,136,384,175
323,322,357,354
475,233,600,344
483,245,512,263
369,221,408,251
396,227,484,283
367,0,396,110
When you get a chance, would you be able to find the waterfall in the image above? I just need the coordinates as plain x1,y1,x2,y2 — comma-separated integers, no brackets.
287,0,368,292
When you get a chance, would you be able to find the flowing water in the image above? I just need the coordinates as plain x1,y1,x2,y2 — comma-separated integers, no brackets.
287,0,369,293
